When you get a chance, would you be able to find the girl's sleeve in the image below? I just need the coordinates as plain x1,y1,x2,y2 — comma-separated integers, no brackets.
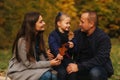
48,34,60,56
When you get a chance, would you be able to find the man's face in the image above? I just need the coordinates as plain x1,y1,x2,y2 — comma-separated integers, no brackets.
79,13,91,33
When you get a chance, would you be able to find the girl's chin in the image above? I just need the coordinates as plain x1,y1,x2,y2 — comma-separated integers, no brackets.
64,28,69,30
65,29,69,31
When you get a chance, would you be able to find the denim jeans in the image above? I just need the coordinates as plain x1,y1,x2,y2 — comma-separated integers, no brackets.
78,66,108,80
39,71,57,80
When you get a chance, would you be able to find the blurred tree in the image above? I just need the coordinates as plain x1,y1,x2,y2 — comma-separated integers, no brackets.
38,0,59,47
56,0,78,30
56,0,77,18
74,0,120,37
1,0,41,49
1,0,60,49
0,0,7,49
0,0,120,49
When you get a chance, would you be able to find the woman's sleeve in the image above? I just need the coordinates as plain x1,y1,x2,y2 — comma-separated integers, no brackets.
18,38,51,69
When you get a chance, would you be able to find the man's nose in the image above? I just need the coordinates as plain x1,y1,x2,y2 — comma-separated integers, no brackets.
79,22,82,26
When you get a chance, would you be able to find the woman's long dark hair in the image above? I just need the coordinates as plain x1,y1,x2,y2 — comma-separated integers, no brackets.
12,12,46,62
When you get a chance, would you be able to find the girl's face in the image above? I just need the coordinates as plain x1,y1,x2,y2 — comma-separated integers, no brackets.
35,15,45,32
57,15,71,32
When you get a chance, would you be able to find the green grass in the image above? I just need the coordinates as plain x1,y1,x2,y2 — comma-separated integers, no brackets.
109,38,120,80
0,38,120,80
0,49,11,75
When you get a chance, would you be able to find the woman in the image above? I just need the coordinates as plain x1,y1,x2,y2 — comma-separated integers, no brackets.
7,12,61,80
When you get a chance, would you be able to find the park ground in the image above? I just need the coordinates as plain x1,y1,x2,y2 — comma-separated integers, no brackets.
0,38,120,80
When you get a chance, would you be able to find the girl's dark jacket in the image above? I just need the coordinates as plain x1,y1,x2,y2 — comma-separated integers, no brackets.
48,29,73,67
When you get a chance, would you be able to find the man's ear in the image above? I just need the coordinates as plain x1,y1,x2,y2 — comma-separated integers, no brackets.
89,21,94,27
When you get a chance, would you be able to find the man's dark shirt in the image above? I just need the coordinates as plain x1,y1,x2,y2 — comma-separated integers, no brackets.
73,27,114,77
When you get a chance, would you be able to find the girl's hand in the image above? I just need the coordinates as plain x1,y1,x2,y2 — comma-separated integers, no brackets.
68,41,74,48
56,54,63,60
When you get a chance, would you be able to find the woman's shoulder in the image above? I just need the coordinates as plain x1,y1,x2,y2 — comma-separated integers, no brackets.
19,37,25,41
18,37,26,46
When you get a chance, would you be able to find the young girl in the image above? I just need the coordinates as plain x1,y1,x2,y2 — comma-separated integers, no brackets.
7,12,61,80
48,12,77,80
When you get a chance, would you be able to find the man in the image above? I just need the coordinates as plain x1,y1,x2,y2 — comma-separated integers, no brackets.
66,11,114,80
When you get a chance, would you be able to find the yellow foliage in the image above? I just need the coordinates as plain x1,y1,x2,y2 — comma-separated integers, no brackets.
0,18,4,25
56,0,77,18
109,24,120,30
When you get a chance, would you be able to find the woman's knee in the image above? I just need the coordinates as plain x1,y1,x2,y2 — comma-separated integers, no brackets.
39,71,52,80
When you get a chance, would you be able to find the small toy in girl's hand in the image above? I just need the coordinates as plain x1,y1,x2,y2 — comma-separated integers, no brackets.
59,43,69,56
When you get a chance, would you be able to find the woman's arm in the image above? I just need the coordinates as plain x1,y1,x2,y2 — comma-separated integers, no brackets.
18,38,51,69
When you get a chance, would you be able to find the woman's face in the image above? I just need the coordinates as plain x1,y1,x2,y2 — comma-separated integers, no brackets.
35,15,45,32
57,15,71,32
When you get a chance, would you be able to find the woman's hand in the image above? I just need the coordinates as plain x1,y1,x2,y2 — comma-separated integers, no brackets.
46,49,54,60
50,58,61,66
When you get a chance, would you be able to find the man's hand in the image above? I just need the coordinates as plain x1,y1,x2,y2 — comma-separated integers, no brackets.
68,41,74,48
66,63,78,74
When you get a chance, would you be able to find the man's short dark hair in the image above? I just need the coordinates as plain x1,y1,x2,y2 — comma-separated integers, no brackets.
82,11,98,26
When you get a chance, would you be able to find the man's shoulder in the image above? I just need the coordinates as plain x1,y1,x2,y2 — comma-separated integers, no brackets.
95,27,110,43
96,27,110,38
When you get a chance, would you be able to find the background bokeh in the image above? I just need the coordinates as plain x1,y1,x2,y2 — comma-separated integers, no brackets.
0,0,120,80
